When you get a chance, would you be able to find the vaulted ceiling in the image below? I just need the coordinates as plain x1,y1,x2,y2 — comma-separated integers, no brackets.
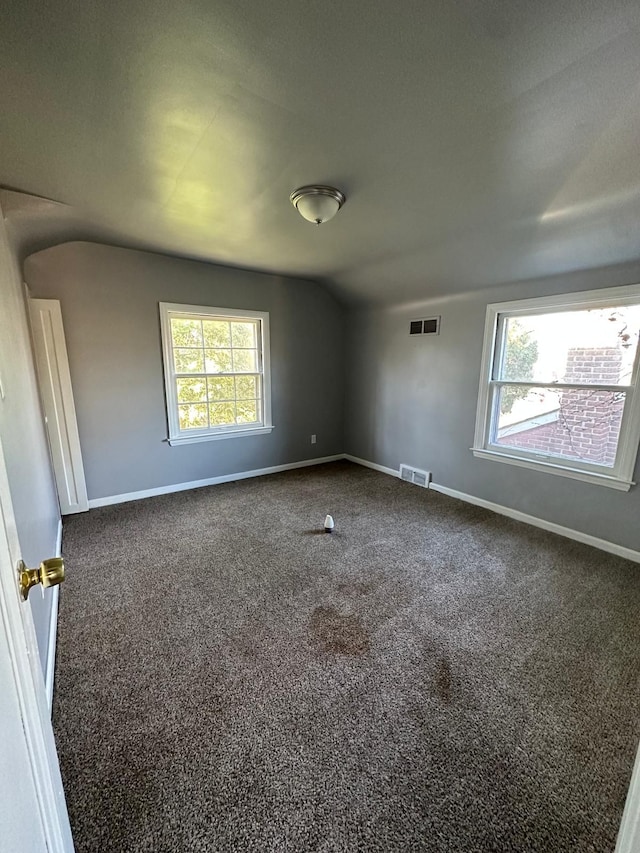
2,0,640,303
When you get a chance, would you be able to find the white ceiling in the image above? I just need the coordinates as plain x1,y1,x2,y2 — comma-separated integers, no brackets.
1,0,640,304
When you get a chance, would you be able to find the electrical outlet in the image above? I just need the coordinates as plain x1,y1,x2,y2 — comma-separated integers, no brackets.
311,434,317,444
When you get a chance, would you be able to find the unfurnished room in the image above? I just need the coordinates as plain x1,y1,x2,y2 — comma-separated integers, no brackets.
0,2,639,852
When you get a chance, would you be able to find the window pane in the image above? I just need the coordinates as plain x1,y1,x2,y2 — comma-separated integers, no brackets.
236,400,259,424
499,306,640,385
176,378,207,403
178,403,208,430
236,375,258,400
231,321,257,348
171,318,203,347
494,385,625,467
203,320,231,348
174,348,205,373
204,349,232,373
207,376,235,401
232,349,257,372
209,402,236,426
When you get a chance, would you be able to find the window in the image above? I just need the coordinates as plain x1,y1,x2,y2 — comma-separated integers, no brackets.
160,303,272,445
473,285,640,490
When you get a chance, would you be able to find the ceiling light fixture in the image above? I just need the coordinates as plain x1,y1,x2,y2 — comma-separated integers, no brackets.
290,185,346,225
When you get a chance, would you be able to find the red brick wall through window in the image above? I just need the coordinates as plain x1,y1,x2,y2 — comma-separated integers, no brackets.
496,347,624,466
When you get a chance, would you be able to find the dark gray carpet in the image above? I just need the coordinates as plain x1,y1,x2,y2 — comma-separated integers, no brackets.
53,461,640,852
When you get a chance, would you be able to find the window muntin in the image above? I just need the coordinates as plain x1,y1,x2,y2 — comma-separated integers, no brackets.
474,287,640,489
160,304,271,444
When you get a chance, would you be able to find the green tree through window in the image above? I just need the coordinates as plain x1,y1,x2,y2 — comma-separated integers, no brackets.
500,320,538,415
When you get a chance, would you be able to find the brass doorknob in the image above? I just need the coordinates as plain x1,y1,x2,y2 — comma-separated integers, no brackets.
18,557,65,600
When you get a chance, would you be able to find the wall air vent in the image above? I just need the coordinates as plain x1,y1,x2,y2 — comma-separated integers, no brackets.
399,464,432,488
409,316,441,336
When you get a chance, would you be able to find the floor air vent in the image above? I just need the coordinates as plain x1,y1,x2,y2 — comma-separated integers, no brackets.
399,464,431,488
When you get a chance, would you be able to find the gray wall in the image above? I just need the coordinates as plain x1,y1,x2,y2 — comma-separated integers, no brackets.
345,261,640,552
0,205,60,673
20,237,640,553
25,242,345,501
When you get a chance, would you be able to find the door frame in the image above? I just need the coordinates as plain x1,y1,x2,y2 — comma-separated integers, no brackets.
27,294,88,515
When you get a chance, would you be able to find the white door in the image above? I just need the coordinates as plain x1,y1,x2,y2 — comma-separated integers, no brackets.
0,431,74,851
616,745,640,853
28,298,88,515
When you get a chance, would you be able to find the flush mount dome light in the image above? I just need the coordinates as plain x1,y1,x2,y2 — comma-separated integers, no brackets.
290,185,346,225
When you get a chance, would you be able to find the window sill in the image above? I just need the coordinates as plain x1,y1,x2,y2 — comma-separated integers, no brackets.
168,426,274,446
471,447,634,491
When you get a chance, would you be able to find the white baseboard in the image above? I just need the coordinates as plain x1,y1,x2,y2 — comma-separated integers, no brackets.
343,454,398,478
45,587,59,713
45,518,63,713
616,741,640,853
88,455,344,509
55,517,62,558
429,482,640,564
343,454,640,564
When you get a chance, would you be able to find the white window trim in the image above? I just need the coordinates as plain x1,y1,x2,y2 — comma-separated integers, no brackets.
472,283,640,491
159,302,273,446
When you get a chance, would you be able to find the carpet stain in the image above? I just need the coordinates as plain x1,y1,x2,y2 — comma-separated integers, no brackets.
310,605,370,656
435,657,453,702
